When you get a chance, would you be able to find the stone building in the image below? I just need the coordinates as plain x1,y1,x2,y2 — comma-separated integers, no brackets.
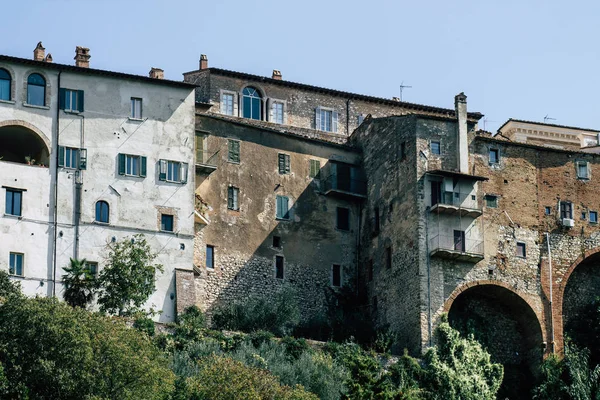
498,118,600,150
0,44,197,322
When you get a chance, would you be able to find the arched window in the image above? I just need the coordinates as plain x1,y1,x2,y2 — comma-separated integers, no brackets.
95,201,109,223
27,73,46,106
0,69,10,101
242,87,262,120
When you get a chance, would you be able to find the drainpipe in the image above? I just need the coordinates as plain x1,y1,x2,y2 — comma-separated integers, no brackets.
425,206,432,346
73,114,85,260
52,71,62,297
546,232,555,353
346,98,351,135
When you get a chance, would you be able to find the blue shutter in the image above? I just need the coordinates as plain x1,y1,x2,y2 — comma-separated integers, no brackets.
118,154,126,175
77,90,84,112
59,88,66,110
58,146,65,167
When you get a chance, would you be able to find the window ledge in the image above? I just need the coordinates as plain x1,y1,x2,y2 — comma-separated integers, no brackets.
0,99,15,105
22,102,50,110
93,220,110,226
3,214,23,220
227,160,241,165
128,117,144,122
160,229,175,234
275,217,290,222
63,110,81,115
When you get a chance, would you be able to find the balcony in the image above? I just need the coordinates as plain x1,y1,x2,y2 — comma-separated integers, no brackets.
322,175,367,200
195,150,218,174
430,191,482,218
429,234,484,263
194,194,210,225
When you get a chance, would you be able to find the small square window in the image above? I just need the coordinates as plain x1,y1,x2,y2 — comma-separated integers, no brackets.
485,195,498,208
489,149,499,164
272,235,281,248
317,108,338,132
332,264,341,287
516,242,526,258
577,161,590,179
545,206,552,215
560,201,573,219
228,140,240,163
278,153,290,174
131,97,142,119
9,252,23,276
336,207,350,231
5,188,22,216
118,154,146,177
206,245,214,269
161,214,174,232
275,255,284,279
431,141,441,155
62,89,84,112
159,160,188,183
59,146,84,169
590,211,598,223
227,186,239,211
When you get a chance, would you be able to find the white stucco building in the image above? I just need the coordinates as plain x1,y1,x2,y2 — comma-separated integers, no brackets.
0,44,196,322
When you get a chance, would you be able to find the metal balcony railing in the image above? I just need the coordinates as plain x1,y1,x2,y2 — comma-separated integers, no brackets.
322,175,367,197
429,234,484,262
432,191,480,210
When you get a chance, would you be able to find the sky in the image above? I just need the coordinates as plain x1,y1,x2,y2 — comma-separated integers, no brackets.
2,0,600,133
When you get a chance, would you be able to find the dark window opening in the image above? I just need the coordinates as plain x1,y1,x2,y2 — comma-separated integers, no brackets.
368,259,373,282
560,201,573,219
516,242,526,258
489,148,499,164
5,189,22,216
275,255,284,279
385,246,392,269
272,235,281,248
454,230,466,252
95,200,109,223
337,207,350,231
0,125,50,165
332,264,341,287
206,245,214,269
161,214,174,232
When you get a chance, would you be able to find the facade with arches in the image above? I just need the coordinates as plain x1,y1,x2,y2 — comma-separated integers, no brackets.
0,51,197,323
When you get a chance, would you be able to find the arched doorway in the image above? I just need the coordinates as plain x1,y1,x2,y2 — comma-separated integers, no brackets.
447,283,544,400
0,124,50,166
562,251,600,365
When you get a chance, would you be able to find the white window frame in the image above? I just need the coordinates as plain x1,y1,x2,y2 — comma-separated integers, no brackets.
131,97,142,119
220,90,236,116
9,252,24,276
270,99,286,124
590,211,598,224
64,147,79,169
159,159,188,184
125,154,141,176
315,106,338,133
64,89,79,112
576,161,590,179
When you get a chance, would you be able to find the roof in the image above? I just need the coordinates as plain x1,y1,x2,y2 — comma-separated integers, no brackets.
0,54,197,89
498,118,600,134
198,113,357,150
426,169,489,182
185,67,484,121
475,135,600,156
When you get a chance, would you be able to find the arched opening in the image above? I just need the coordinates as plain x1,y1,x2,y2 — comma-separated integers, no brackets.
0,68,11,101
0,125,50,166
242,87,262,120
95,201,110,223
563,251,600,365
27,73,46,106
448,284,543,400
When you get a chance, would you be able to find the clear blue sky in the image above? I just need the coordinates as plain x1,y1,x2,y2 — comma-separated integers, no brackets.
2,0,599,132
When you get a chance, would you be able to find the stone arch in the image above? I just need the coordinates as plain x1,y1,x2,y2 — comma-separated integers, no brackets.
0,120,51,165
444,281,545,400
239,83,267,120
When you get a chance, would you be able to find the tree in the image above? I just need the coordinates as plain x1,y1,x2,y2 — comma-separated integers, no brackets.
62,258,95,308
97,234,163,316
0,296,174,399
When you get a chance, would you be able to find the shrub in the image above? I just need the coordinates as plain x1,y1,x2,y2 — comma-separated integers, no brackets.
133,316,156,336
174,305,206,345
248,330,275,348
281,336,310,360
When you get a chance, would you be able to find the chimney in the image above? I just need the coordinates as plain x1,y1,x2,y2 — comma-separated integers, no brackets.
44,54,53,63
392,97,401,102
272,70,282,80
33,42,45,61
74,46,91,68
149,68,164,79
455,92,469,174
199,54,208,70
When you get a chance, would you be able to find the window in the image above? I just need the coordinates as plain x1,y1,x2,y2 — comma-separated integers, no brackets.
196,133,208,164
582,212,587,220
161,214,174,232
159,160,188,183
374,207,380,234
315,107,338,132
577,161,590,179
367,259,373,282
228,140,240,163
85,262,98,276
278,153,290,174
272,235,281,248
272,102,284,124
59,88,84,112
276,195,290,220
227,186,239,211
206,245,214,269
27,73,45,106
9,252,23,276
222,93,234,116
336,207,350,231
95,201,109,223
5,189,22,216
400,142,406,160
332,264,341,287
454,230,466,252
275,255,284,279
560,201,573,219
545,206,552,215
58,146,87,170
309,159,321,178
118,154,146,177
516,242,526,258
131,97,142,119
590,211,598,223
431,141,441,155
485,195,498,208
242,87,262,120
357,114,365,126
0,68,11,101
489,148,499,164
385,246,392,269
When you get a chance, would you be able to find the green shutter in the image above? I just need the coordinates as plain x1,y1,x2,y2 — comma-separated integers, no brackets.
278,154,285,174
276,195,283,219
77,90,84,112
228,140,240,163
310,160,321,178
58,88,65,110
140,156,147,177
285,155,290,174
118,153,126,175
282,196,289,219
58,146,65,167
228,187,233,209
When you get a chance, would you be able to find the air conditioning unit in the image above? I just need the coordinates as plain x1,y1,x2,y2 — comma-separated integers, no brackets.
562,218,575,227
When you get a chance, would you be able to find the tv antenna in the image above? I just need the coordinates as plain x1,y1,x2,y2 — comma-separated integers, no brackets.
544,115,556,123
399,81,412,101
482,117,497,131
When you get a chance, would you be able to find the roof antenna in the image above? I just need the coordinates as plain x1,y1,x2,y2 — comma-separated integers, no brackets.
399,81,412,101
482,117,497,131
544,115,556,123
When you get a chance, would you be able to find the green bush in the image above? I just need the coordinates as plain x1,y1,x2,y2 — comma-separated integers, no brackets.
281,336,310,360
212,285,300,336
248,330,275,348
173,305,206,346
133,316,156,336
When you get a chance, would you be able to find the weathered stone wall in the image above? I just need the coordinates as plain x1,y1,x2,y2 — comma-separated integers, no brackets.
194,114,361,322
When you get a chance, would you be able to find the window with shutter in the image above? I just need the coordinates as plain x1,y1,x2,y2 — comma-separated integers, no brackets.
278,154,290,174
560,201,573,219
159,160,187,183
228,186,239,211
59,146,84,169
119,154,147,177
309,159,321,178
228,140,240,163
61,89,84,112
276,195,290,220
